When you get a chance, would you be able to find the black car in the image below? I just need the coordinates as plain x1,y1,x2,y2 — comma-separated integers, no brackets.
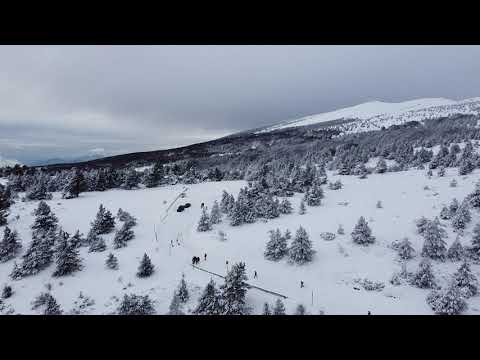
176,205,185,212
184,203,191,208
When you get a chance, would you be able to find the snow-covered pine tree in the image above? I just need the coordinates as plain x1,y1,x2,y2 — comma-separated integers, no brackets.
427,282,467,315
284,229,292,241
295,304,307,315
176,274,189,303
272,298,286,315
421,218,448,261
415,216,429,235
447,237,465,262
62,168,87,199
439,206,451,220
262,302,272,315
451,200,471,231
375,157,387,174
471,222,480,256
91,204,115,234
220,262,250,315
351,216,375,246
288,226,315,264
144,162,164,188
220,190,235,214
94,169,107,191
469,180,480,208
411,259,437,289
113,222,135,249
87,232,106,253
298,199,306,215
52,230,83,277
193,279,222,315
25,173,53,201
264,229,288,261
2,285,12,299
70,230,85,248
122,168,140,190
450,179,458,188
453,261,478,298
449,198,459,217
14,228,56,278
437,166,446,177
105,253,119,270
0,184,11,226
137,253,155,278
305,182,323,206
31,201,58,238
116,208,137,228
397,237,415,260
209,201,222,224
0,226,22,263
117,294,156,315
197,206,212,232
167,291,185,315
279,198,293,215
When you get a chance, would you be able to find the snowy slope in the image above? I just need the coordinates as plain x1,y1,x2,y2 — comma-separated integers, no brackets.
2,168,480,314
256,97,480,135
0,156,21,168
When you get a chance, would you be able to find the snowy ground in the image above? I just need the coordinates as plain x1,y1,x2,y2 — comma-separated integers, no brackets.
2,168,480,315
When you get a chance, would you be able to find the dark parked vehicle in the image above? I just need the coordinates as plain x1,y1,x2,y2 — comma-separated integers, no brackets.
184,203,191,208
176,205,185,212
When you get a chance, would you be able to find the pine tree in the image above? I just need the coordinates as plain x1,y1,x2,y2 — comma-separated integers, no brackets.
32,292,63,315
412,259,437,289
453,261,478,298
397,238,415,260
31,201,58,238
437,166,446,177
0,185,11,226
451,201,471,231
279,198,293,214
177,274,189,303
25,173,53,201
427,282,467,315
272,298,286,315
144,162,164,188
209,201,222,224
351,216,375,246
0,226,22,263
305,183,323,206
105,253,119,270
116,208,137,228
15,229,56,278
415,216,429,235
88,232,106,253
439,206,451,220
375,157,387,174
447,237,465,262
449,198,459,216
197,206,212,232
113,222,135,249
469,180,480,208
421,218,448,260
62,168,87,199
117,294,156,315
167,291,185,315
53,231,83,277
284,229,292,241
137,253,154,278
69,230,85,248
264,229,288,261
298,200,306,215
94,169,107,191
220,191,235,214
193,279,222,315
91,204,115,234
2,285,12,299
262,302,272,315
122,168,140,190
450,179,458,188
471,222,480,254
220,262,250,315
295,304,307,315
289,226,315,264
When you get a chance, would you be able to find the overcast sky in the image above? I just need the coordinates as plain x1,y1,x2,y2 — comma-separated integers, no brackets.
1,45,480,164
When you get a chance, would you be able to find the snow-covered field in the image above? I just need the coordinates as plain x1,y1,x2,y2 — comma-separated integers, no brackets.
2,168,480,314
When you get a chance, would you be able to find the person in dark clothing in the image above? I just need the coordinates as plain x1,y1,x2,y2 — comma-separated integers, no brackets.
204,253,207,261
300,281,304,288
254,271,257,279
192,256,196,265
201,203,204,208
368,311,371,315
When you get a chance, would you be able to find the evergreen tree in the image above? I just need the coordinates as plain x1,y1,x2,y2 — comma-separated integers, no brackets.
122,168,140,190
0,226,22,263
284,229,292,241
469,180,480,208
289,226,315,264
295,304,307,315
427,282,467,315
197,206,212,232
32,292,62,315
437,166,446,177
449,198,459,216
209,201,222,224
116,208,137,228
94,169,107,191
421,218,447,260
351,216,375,245
471,222,480,255
264,229,288,261
220,262,250,315
167,291,185,315
0,185,11,226
447,237,465,262
53,231,83,277
105,253,119,270
279,198,293,214
31,201,58,238
2,285,12,299
412,259,437,289
262,302,272,315
25,173,53,201
298,199,306,215
304,183,323,206
439,206,451,220
451,200,471,231
220,191,235,214
137,253,155,278
69,230,85,249
375,157,387,174
193,279,222,315
272,298,286,315
453,261,478,298
397,238,415,260
62,168,87,199
91,204,115,234
176,274,189,303
415,216,429,235
15,229,56,278
144,162,164,188
117,294,156,315
87,232,106,253
113,222,135,249
450,179,458,188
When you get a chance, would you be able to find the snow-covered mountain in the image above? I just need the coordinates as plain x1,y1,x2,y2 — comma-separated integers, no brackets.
0,156,21,168
256,97,480,135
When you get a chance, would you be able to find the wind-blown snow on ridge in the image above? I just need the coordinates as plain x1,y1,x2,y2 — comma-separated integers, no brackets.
256,97,480,134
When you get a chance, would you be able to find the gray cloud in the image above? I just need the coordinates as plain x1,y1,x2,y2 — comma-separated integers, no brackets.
1,45,480,164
